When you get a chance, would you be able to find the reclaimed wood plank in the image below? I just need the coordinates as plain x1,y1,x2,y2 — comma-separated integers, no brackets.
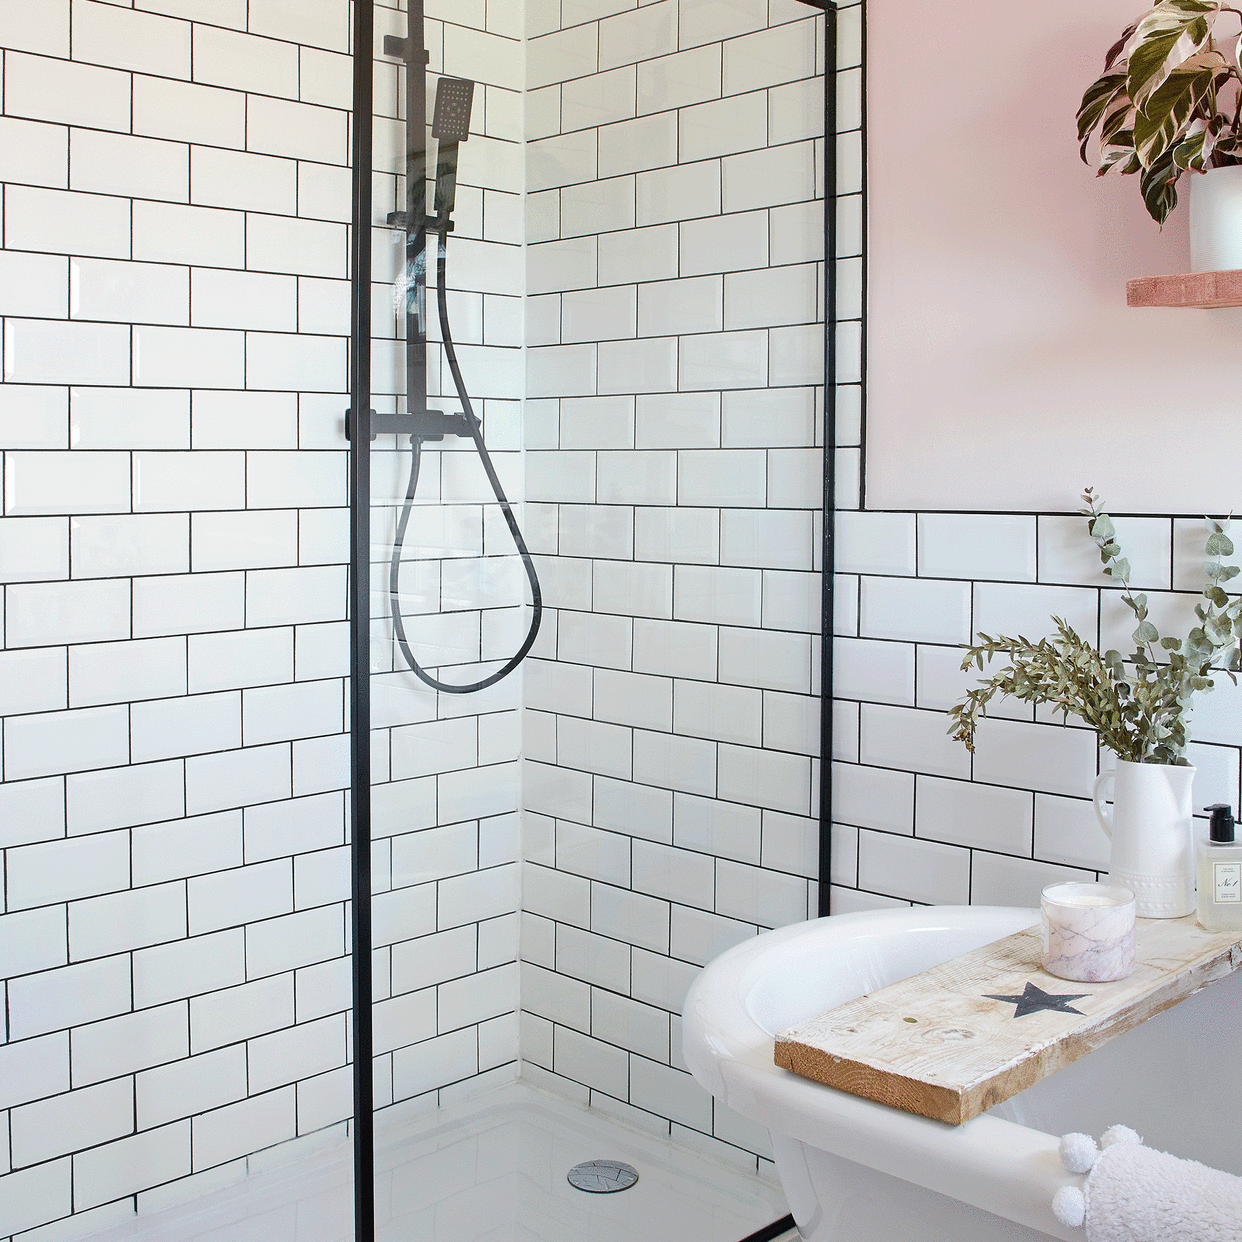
1127,268,1242,308
774,916,1242,1125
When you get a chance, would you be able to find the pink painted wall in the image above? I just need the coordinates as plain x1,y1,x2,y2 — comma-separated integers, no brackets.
866,0,1242,514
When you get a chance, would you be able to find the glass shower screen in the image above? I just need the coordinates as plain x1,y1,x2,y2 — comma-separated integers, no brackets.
349,0,530,1235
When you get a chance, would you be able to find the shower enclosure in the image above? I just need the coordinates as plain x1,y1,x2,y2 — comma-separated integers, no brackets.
0,0,833,1237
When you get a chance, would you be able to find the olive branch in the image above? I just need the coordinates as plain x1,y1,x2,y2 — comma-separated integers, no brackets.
948,489,1241,765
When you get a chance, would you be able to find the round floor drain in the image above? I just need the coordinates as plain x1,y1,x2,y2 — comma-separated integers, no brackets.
567,1160,639,1193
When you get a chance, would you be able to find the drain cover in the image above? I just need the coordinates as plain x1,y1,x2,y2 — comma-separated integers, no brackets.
567,1160,639,1193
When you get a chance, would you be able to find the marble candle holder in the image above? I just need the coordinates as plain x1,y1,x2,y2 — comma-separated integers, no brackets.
1041,882,1136,983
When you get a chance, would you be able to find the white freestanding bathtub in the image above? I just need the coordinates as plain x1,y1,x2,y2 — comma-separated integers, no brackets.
683,906,1242,1242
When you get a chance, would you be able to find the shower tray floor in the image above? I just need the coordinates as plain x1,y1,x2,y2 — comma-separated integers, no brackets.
77,1081,789,1242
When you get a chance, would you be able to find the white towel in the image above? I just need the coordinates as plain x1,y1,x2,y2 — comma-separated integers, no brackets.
1052,1126,1242,1242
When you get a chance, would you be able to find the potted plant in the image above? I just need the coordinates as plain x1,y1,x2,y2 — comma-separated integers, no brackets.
1076,0,1242,267
949,490,1241,916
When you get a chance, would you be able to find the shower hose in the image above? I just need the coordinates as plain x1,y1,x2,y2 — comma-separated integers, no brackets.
388,222,543,694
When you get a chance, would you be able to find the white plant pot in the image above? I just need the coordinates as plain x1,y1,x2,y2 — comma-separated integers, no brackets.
1188,165,1242,271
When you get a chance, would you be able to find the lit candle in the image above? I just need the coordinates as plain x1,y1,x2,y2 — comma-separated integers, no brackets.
1041,882,1136,983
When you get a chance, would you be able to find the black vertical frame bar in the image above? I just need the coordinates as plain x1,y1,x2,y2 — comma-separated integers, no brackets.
348,0,375,1238
817,1,839,917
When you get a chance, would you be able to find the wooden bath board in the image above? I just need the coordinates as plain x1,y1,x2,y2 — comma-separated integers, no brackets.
774,916,1242,1126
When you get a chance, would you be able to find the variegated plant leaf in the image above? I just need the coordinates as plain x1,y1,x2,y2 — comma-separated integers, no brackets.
1078,72,1131,160
1099,132,1142,176
1172,117,1218,169
1128,3,1216,108
1140,147,1181,221
1134,67,1218,166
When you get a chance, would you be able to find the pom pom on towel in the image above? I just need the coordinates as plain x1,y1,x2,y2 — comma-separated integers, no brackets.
1053,1185,1086,1228
1060,1133,1100,1174
1099,1124,1142,1149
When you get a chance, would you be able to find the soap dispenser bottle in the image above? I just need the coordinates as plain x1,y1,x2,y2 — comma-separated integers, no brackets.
1196,803,1242,932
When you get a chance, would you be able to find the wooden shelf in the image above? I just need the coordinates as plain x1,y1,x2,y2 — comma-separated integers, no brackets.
774,916,1242,1126
1128,268,1242,308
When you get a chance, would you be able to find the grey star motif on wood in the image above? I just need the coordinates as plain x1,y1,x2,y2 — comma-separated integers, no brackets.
984,981,1090,1018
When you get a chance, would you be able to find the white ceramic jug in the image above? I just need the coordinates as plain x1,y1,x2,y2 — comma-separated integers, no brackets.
1093,759,1196,918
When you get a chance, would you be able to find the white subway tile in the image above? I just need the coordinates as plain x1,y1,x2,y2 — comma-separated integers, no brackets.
674,679,761,748
6,450,129,517
680,209,767,277
66,760,185,837
679,329,768,392
244,679,341,745
973,582,1097,647
857,829,970,905
69,637,185,707
190,975,294,1055
859,576,971,645
300,46,352,109
191,511,298,572
133,76,246,148
718,625,810,693
971,852,1091,908
192,391,299,449
915,775,1033,854
832,761,913,833
133,571,246,636
715,858,806,927
669,904,755,966
133,811,243,885
189,1086,296,1169
720,508,813,570
249,0,348,50
973,716,1098,799
70,257,188,328
248,214,347,279
247,905,343,978
4,704,130,781
679,0,767,48
918,513,1037,582
10,1077,133,1168
598,112,677,178
0,384,69,452
5,52,130,132
832,636,914,706
190,269,297,332
764,569,820,633
191,147,297,215
193,25,299,96
72,513,190,579
723,20,816,93
636,160,720,227
248,97,347,165
717,743,809,815
859,703,970,780
6,579,130,647
0,904,67,980
0,251,68,318
131,691,240,763
70,1003,187,1088
562,65,637,131
674,563,761,627
133,929,244,1009
594,560,674,618
133,201,245,269
725,263,817,331
136,1046,247,1130
598,223,679,284
0,114,68,189
134,325,245,388
247,565,346,626
69,882,186,961
188,628,293,693
633,728,716,796
527,25,598,91
4,319,131,386
632,616,717,680
1034,793,1111,871
835,511,915,575
185,742,292,815
71,388,189,450
8,954,132,1040
0,648,67,717
677,449,766,507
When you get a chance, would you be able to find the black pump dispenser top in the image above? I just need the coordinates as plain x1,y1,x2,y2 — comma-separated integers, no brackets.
1206,803,1236,843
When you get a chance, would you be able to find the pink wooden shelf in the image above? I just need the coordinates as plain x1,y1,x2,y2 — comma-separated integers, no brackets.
1128,268,1242,308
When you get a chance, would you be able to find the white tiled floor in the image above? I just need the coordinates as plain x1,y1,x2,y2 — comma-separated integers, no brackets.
80,1083,789,1242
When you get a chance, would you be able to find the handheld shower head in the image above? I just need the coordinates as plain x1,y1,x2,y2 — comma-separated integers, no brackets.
432,77,475,220
432,76,474,143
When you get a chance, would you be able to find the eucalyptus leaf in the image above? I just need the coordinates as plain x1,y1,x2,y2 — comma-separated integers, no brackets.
1207,530,1234,556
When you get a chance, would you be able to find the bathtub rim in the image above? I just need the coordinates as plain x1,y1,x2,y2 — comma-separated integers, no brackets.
682,906,1082,1242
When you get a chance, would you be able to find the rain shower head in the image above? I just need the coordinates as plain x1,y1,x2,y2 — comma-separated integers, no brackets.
432,77,474,143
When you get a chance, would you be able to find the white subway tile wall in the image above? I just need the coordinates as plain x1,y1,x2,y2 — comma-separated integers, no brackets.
520,0,826,1176
0,0,522,1234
